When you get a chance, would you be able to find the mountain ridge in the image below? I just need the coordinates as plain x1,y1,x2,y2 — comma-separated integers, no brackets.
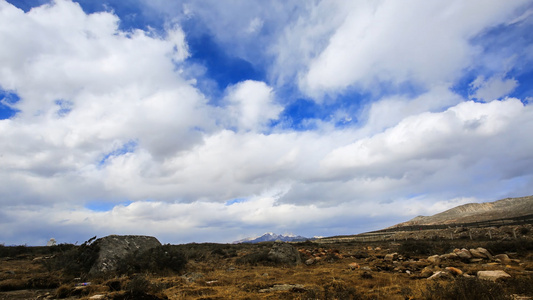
233,232,310,244
391,195,533,228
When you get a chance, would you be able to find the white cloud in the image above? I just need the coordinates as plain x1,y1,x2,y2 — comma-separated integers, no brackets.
224,80,282,132
271,0,530,98
320,98,533,200
1,0,533,245
469,75,518,102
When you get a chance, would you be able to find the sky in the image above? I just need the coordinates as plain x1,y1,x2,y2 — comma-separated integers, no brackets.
1,0,533,246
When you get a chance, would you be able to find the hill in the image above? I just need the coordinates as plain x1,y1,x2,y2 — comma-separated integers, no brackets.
392,195,533,227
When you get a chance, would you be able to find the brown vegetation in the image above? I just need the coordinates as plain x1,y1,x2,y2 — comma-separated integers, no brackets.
1,232,533,299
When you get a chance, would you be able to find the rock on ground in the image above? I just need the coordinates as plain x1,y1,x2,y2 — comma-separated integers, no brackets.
477,270,511,281
89,235,162,275
268,242,302,265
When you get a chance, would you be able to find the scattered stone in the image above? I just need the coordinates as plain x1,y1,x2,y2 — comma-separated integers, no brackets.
440,253,458,260
427,271,452,280
384,253,398,261
476,247,493,260
89,295,105,299
375,247,382,251
445,267,463,276
494,254,512,264
361,266,372,271
268,242,302,266
305,258,315,265
477,270,511,281
454,249,472,260
89,235,162,275
427,255,441,264
348,262,360,270
469,248,487,259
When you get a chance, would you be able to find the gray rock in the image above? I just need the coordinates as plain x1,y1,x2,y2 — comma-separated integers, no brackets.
493,254,511,264
477,270,511,281
267,242,302,265
469,248,487,259
89,235,162,275
427,255,440,264
454,249,472,260
305,258,315,265
427,271,452,280
440,253,458,260
384,253,398,262
476,247,493,260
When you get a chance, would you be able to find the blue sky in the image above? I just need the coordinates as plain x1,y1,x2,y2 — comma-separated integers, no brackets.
1,0,533,245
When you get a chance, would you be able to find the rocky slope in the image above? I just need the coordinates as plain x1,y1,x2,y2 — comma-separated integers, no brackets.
394,195,533,227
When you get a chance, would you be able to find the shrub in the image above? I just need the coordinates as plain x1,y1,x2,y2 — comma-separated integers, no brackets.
484,240,533,255
28,275,60,289
42,238,100,278
55,284,72,299
235,249,272,266
423,277,509,300
323,281,363,300
398,240,451,257
505,275,533,296
0,245,29,258
127,275,151,295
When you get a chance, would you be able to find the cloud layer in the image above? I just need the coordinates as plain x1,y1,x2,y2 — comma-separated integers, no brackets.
1,0,532,245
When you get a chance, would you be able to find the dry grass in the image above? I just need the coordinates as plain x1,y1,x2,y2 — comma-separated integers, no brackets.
1,239,532,299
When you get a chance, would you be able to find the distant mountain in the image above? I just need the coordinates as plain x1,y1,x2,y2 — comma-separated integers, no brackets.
391,195,533,228
233,232,310,244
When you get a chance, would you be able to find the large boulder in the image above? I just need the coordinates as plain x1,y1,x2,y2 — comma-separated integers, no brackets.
89,235,162,275
267,242,302,265
477,270,511,281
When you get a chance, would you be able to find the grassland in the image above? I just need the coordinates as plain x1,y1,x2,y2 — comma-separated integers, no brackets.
1,230,533,299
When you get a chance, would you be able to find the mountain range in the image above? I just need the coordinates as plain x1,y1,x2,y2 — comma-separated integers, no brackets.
233,232,311,244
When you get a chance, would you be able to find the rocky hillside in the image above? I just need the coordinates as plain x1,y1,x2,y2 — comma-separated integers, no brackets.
394,195,533,227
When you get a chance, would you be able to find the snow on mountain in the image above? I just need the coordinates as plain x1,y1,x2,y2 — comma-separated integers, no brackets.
233,233,311,244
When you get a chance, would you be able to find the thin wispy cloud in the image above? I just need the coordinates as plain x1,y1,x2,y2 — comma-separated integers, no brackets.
1,0,532,245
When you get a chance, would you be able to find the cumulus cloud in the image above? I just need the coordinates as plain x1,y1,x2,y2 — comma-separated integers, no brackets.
224,80,282,132
1,0,532,245
271,0,531,98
